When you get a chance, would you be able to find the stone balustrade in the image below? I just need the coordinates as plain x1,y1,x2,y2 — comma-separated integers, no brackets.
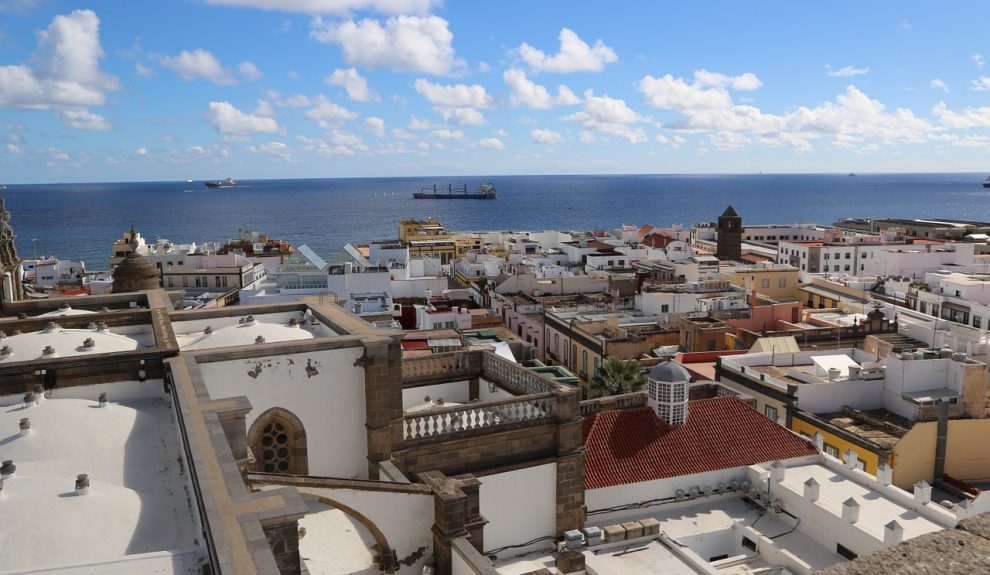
481,352,558,395
579,391,649,416
402,350,482,383
403,393,556,440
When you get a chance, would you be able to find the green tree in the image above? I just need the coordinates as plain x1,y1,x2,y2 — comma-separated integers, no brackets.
590,357,646,398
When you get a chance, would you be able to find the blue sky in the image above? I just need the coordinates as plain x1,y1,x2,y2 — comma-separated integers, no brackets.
3,1,990,182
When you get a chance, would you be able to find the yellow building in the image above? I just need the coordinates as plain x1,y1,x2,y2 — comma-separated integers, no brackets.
729,265,801,301
398,218,457,264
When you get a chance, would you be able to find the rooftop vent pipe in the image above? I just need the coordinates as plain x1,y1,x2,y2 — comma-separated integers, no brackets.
0,331,5,339
22,392,35,407
18,418,30,435
255,335,266,344
204,326,213,334
83,338,96,349
43,322,58,333
0,346,11,357
288,318,298,327
98,393,109,407
0,460,15,479
87,322,97,331
74,474,90,496
42,345,55,356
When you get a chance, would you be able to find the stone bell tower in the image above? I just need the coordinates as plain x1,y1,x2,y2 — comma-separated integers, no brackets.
716,205,743,262
0,197,24,304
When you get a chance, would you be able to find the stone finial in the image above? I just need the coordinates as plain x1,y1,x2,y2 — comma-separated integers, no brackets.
844,449,860,469
0,460,15,478
877,463,893,486
914,480,932,504
804,477,820,502
884,520,904,545
75,473,90,495
842,497,860,523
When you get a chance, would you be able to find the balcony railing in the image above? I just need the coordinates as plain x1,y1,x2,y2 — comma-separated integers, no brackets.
482,352,558,395
403,393,556,440
402,351,481,383
579,391,649,416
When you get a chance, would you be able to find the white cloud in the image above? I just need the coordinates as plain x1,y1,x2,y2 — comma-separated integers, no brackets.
249,141,297,161
238,61,263,81
135,62,154,77
159,49,237,85
639,74,734,111
971,76,990,91
655,133,686,149
364,116,385,137
297,132,368,156
693,69,763,90
304,94,358,127
825,65,870,77
287,70,301,79
564,90,646,143
929,78,949,93
0,9,119,129
203,0,439,15
206,101,281,135
477,137,504,150
311,15,463,75
278,94,313,108
431,128,463,139
136,147,148,155
438,107,485,125
502,69,581,109
6,143,22,155
530,128,563,144
515,28,617,73
932,102,990,128
414,78,493,108
408,115,433,130
578,131,596,144
326,67,378,102
57,108,112,131
974,53,985,70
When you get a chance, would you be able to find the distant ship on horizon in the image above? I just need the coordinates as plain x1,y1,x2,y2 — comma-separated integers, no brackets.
983,176,990,188
413,183,496,199
205,177,237,189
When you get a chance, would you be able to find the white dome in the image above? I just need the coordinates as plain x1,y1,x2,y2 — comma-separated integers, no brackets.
648,361,691,383
0,327,140,363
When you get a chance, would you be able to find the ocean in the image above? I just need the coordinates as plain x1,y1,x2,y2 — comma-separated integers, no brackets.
3,173,989,269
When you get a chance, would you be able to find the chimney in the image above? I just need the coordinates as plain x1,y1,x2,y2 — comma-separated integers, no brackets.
914,481,932,504
812,432,824,452
803,477,820,502
18,418,30,435
883,520,904,545
0,460,15,479
842,497,860,523
877,463,893,486
74,474,90,496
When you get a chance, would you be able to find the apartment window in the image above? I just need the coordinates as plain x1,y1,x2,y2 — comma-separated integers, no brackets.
661,304,670,313
778,278,786,288
761,278,770,289
182,276,188,287
824,253,829,260
167,277,173,287
844,265,850,272
764,405,778,421
706,340,716,351
845,253,851,259
833,265,840,272
215,276,222,287
824,443,840,458
836,544,858,561
975,316,983,329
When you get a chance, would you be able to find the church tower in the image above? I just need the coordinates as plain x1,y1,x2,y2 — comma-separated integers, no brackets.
716,205,743,262
0,197,24,304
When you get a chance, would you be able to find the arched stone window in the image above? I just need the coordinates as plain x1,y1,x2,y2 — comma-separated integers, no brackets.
248,408,308,475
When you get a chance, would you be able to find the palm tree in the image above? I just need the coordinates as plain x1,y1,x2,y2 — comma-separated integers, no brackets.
590,357,646,398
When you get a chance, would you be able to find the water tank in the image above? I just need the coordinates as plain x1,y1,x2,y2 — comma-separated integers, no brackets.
827,367,841,382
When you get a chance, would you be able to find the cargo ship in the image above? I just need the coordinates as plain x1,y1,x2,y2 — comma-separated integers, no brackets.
205,177,237,189
413,183,496,199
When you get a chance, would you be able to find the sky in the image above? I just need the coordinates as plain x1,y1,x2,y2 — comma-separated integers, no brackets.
3,1,990,182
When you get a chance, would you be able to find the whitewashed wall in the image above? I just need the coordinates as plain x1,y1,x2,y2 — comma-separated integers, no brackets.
402,380,470,410
480,463,556,556
586,467,748,520
199,346,368,478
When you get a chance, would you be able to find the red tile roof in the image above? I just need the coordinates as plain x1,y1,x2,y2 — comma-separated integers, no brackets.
581,397,817,489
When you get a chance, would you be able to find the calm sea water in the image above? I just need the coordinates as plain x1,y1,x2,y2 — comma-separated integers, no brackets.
3,173,989,268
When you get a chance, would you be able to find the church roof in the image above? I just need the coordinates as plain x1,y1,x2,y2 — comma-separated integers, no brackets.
112,252,159,293
581,397,818,489
721,205,739,218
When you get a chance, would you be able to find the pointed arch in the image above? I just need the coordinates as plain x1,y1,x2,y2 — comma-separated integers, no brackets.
248,407,308,475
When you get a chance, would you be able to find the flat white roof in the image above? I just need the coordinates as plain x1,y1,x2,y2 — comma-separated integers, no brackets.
0,396,201,572
180,318,317,350
777,463,944,541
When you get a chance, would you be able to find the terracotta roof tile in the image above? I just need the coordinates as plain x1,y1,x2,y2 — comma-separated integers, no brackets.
581,397,817,489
